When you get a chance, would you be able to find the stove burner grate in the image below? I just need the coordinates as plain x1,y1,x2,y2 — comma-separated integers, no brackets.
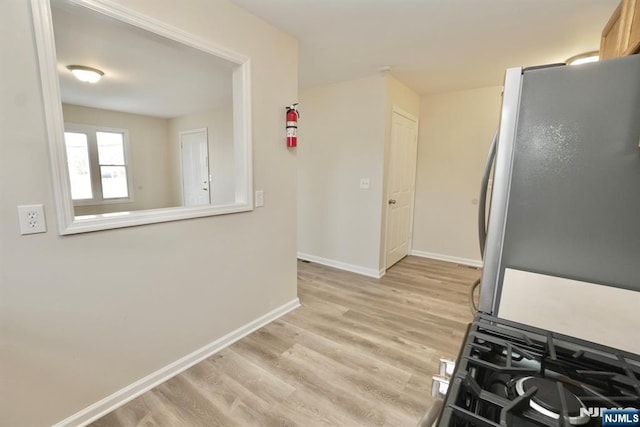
511,377,590,425
437,314,640,427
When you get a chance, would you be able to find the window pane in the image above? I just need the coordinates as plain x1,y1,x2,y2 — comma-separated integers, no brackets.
96,132,125,165
100,166,128,198
64,132,93,200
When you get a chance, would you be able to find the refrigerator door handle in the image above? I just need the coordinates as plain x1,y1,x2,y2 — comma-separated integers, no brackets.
478,131,498,258
478,66,524,315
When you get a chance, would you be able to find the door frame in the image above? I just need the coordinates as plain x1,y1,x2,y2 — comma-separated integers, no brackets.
383,106,419,271
179,127,210,206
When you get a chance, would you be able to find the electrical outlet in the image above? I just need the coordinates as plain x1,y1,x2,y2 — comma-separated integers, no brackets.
18,204,47,235
255,190,264,207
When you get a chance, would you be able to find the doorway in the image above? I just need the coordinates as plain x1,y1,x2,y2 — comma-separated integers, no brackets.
180,128,210,206
384,108,419,269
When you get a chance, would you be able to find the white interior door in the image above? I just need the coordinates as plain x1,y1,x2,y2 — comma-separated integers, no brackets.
180,128,210,206
385,109,419,269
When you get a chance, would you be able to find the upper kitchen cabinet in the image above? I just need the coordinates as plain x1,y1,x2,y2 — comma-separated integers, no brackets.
601,0,640,59
630,0,640,53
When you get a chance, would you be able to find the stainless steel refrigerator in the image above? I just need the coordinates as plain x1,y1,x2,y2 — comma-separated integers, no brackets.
477,54,640,353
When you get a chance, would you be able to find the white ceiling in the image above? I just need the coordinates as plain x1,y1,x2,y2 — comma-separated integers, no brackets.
50,0,619,115
52,0,234,118
228,0,619,94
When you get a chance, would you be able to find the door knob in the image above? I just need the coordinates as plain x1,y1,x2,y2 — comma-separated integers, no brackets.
388,199,396,205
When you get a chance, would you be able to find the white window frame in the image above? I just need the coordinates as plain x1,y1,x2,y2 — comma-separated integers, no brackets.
30,0,253,235
65,123,135,206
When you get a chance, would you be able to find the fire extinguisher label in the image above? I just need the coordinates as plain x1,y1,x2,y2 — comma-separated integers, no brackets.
286,121,297,127
287,128,297,137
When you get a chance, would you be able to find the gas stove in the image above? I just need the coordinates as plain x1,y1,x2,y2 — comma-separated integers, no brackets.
436,313,640,426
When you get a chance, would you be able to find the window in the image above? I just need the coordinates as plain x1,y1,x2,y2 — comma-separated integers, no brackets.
64,124,132,205
32,0,252,235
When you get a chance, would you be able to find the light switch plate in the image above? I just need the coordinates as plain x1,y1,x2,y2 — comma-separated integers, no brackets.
360,178,370,189
18,204,47,235
255,190,264,207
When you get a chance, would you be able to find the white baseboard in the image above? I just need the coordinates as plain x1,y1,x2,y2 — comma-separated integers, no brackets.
297,252,384,279
53,298,301,427
410,250,483,268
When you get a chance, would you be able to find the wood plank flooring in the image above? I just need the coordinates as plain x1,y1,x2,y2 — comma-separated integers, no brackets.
90,256,479,427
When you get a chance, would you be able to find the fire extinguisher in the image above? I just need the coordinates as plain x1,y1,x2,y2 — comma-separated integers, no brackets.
286,103,299,148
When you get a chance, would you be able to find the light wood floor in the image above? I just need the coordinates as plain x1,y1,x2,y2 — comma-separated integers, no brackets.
91,256,479,427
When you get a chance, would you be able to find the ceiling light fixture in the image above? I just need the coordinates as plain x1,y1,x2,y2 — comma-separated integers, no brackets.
566,51,600,66
67,65,104,83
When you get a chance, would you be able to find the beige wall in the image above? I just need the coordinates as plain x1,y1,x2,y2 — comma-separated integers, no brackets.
0,1,297,426
297,75,386,275
297,73,419,275
62,104,179,215
168,105,236,205
412,86,502,264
